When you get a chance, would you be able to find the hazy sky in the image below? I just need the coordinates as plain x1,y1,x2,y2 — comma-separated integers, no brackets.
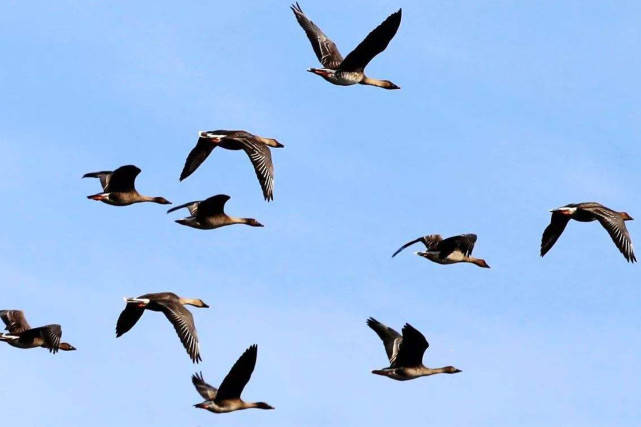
1,1,640,426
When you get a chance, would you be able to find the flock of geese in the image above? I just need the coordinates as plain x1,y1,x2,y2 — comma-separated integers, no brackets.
2,2,637,417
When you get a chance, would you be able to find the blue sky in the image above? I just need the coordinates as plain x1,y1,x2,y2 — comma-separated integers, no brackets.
0,1,640,425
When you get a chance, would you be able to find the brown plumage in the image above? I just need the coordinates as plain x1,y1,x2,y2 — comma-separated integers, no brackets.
392,233,490,268
291,3,401,89
192,345,274,413
83,165,171,206
367,318,461,381
116,292,209,363
541,202,635,262
0,310,76,353
179,130,283,201
167,194,263,230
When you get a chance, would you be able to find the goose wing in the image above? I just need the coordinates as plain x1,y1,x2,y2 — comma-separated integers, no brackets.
339,9,401,72
180,137,217,181
590,208,637,262
290,3,344,69
541,211,571,257
392,323,428,368
192,372,218,400
392,234,442,257
196,194,230,218
239,139,275,201
0,310,31,334
82,170,113,190
22,324,62,353
159,302,201,363
115,303,146,337
167,200,201,216
437,234,477,259
105,165,140,193
366,317,401,362
216,344,258,402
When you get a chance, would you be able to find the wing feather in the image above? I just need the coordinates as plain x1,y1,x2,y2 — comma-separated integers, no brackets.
192,372,218,400
216,345,258,402
339,9,401,71
291,3,344,69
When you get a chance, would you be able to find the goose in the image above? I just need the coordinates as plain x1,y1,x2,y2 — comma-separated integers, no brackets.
392,233,490,268
541,202,636,262
192,345,274,413
179,130,283,201
83,164,171,206
291,3,401,89
167,194,263,229
367,317,461,381
116,292,209,363
0,310,76,353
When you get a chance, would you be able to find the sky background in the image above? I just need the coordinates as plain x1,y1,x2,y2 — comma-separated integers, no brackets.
0,1,640,426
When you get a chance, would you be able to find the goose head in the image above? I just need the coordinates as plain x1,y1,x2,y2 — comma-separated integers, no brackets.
244,218,264,227
59,342,77,351
152,197,172,205
473,258,490,268
253,402,275,410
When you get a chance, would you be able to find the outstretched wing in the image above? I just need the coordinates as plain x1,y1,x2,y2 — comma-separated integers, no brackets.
438,234,477,259
180,137,217,181
592,208,637,262
339,9,401,72
392,235,442,257
115,303,145,337
159,303,201,363
366,317,401,363
216,344,258,402
105,165,141,193
22,324,62,353
541,212,571,257
192,372,218,400
167,201,201,216
239,139,275,201
82,171,113,190
393,323,428,368
196,194,231,217
291,2,344,69
0,310,31,334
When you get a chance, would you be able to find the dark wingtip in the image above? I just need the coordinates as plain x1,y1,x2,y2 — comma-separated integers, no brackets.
191,371,203,384
179,169,192,181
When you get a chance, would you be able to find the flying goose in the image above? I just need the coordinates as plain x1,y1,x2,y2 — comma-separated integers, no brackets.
167,194,263,229
179,130,283,201
116,292,209,363
192,345,274,413
367,317,461,381
541,202,636,262
291,3,401,89
0,310,76,353
83,165,171,206
392,233,490,268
